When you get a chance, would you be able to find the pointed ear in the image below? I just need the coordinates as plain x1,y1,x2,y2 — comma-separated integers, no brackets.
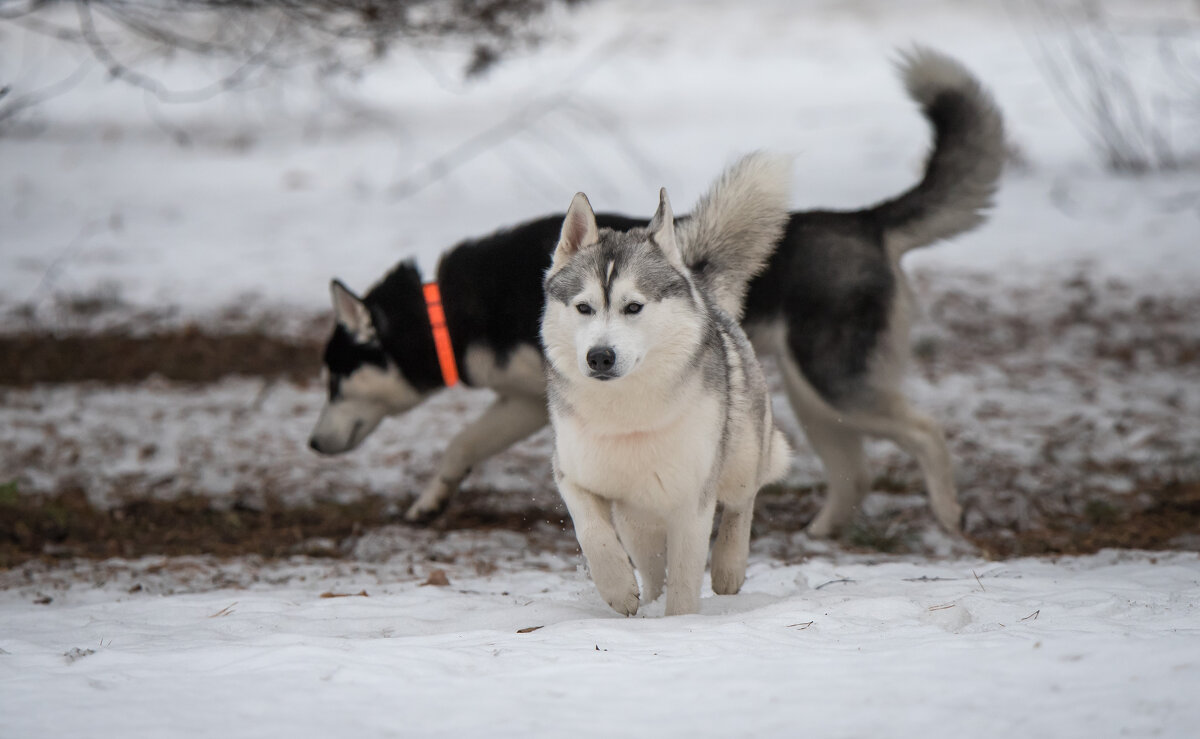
550,192,599,274
648,187,684,268
330,279,373,337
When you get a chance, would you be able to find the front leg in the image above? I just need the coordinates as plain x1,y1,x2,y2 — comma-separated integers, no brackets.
613,503,667,605
405,394,548,522
711,500,754,595
664,495,719,616
556,472,639,616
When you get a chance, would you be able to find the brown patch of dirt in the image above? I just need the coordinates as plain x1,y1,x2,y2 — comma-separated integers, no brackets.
4,480,1197,568
0,487,571,568
753,478,1200,559
971,480,1200,558
0,329,321,386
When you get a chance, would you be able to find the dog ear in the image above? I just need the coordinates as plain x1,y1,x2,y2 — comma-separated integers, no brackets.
648,187,685,269
550,192,599,274
330,279,374,337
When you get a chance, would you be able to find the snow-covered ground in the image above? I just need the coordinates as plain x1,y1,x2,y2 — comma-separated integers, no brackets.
3,0,1200,735
3,548,1199,737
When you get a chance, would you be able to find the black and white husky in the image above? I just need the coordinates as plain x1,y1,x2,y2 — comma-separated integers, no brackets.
541,157,793,615
308,47,1005,537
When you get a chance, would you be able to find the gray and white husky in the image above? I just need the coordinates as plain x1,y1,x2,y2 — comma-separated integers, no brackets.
308,47,1004,538
542,155,792,616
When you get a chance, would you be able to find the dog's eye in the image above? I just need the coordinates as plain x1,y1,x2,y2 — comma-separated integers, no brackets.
623,302,643,315
576,303,594,315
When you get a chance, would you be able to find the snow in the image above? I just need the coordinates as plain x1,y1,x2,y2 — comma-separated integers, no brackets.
2,549,1199,737
3,0,1200,735
0,377,563,509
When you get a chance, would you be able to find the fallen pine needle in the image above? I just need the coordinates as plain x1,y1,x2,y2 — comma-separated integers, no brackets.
320,590,369,599
516,626,543,634
1021,609,1040,621
208,602,237,618
814,578,855,590
927,603,956,611
973,570,987,592
787,621,814,630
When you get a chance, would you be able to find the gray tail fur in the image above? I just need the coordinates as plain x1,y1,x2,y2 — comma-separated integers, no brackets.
873,46,1006,259
676,152,792,318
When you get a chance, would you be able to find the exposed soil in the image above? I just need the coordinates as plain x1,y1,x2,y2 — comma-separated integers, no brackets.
0,485,571,569
0,329,321,386
4,479,1198,569
971,480,1200,558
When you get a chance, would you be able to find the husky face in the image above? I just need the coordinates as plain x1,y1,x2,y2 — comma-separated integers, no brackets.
308,281,424,455
543,189,696,384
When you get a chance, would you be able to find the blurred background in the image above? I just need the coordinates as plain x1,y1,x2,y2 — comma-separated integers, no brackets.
2,0,1198,564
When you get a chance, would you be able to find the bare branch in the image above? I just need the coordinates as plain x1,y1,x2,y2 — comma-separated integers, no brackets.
1,0,582,119
1012,0,1200,173
0,59,91,124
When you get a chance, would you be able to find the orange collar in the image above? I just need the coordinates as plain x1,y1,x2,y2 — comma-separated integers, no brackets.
422,282,459,387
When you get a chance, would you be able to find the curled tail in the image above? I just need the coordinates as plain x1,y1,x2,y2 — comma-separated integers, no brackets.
677,152,792,318
873,46,1006,259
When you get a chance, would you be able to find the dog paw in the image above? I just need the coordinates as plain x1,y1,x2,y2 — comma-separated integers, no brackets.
403,479,457,524
604,587,640,617
664,592,701,616
403,494,450,524
590,560,640,616
710,566,745,596
932,499,964,535
805,515,837,539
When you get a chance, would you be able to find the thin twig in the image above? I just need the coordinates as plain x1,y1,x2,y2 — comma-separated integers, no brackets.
208,602,237,617
25,218,109,307
77,1,286,104
387,34,635,201
0,59,92,123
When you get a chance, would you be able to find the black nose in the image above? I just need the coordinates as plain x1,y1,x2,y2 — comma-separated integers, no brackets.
586,347,616,373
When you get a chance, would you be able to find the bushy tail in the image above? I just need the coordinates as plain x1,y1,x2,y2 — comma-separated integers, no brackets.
676,152,792,318
872,46,1006,259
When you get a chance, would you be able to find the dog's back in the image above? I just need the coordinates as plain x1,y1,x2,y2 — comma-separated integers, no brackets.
743,47,1005,537
744,46,1005,409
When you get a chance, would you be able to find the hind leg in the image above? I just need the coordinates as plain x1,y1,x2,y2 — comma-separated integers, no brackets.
711,501,754,595
613,504,667,604
801,419,871,539
776,353,871,538
849,397,961,533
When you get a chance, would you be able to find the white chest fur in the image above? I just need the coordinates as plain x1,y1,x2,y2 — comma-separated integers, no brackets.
552,385,722,511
